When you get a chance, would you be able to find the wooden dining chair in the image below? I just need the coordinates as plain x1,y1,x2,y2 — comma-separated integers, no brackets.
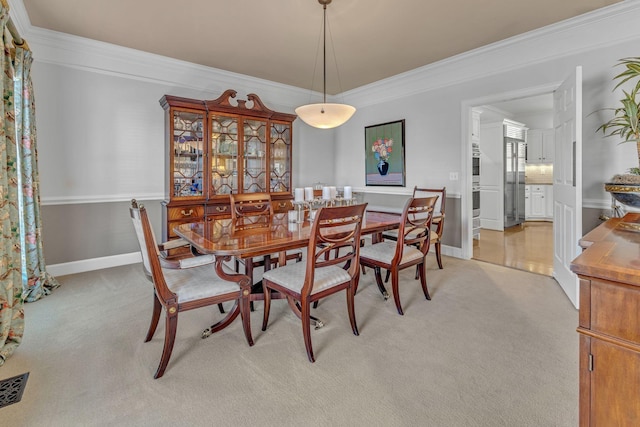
230,193,302,308
261,203,368,362
359,196,438,315
130,200,253,378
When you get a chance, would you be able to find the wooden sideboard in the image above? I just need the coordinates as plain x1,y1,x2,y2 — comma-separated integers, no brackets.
570,213,640,426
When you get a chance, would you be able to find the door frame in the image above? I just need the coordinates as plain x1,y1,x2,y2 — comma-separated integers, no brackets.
461,82,561,260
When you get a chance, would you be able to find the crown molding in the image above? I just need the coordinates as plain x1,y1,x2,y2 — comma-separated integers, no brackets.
8,1,640,112
344,0,640,107
6,1,327,110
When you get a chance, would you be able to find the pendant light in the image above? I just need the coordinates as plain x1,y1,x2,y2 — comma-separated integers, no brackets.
295,0,356,129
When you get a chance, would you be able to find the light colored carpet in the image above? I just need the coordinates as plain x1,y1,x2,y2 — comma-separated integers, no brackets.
1,255,578,426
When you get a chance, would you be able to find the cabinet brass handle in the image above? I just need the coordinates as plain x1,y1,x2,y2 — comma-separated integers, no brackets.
278,202,286,208
255,203,264,209
216,206,227,212
180,209,193,217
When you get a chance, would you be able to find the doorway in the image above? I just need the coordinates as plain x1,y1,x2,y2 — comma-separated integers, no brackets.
469,93,555,276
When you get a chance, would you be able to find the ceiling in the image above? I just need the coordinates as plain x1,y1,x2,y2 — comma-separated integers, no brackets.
21,0,622,94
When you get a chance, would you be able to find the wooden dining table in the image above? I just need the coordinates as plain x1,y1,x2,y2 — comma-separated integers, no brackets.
174,209,402,327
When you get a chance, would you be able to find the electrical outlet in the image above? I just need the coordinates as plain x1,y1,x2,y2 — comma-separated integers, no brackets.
449,172,459,181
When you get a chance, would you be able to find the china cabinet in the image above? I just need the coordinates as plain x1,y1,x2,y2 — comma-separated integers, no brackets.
160,90,296,243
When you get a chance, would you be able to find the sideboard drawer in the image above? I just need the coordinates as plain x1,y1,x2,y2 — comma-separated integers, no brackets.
591,278,640,344
167,205,204,221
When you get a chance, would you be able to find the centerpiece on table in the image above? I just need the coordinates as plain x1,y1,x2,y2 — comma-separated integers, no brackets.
371,137,393,175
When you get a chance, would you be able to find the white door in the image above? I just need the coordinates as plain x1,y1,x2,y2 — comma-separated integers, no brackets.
553,66,582,308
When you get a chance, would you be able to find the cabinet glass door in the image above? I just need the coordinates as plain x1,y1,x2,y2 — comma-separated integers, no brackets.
243,119,267,193
270,122,291,193
210,114,239,195
172,110,204,198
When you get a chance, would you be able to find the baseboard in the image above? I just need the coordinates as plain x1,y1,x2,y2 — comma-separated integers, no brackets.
47,252,141,277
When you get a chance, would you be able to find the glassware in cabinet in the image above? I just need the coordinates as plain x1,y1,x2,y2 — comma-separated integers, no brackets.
270,121,292,193
172,110,204,198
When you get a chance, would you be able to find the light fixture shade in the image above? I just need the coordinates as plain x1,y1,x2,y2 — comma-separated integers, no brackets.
295,103,356,129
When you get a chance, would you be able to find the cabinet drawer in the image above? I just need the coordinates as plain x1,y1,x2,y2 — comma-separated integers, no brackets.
167,205,204,221
205,203,231,217
591,278,640,344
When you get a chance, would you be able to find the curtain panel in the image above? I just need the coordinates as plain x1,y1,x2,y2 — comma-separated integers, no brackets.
0,4,58,366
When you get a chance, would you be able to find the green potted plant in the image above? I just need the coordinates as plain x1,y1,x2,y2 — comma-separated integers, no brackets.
599,57,640,207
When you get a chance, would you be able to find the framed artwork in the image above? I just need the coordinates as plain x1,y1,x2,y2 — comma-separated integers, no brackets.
365,119,406,186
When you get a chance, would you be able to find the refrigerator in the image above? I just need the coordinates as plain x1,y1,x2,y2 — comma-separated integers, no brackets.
504,136,526,228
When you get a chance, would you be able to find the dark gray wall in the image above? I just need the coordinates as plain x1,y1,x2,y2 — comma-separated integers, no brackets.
41,200,163,265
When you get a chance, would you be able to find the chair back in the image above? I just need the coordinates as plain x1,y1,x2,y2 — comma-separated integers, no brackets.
129,200,175,303
230,192,273,230
413,186,445,217
393,196,438,260
302,203,368,297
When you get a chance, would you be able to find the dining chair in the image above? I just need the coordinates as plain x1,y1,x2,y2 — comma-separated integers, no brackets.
382,186,446,283
130,200,226,315
130,200,253,378
359,196,438,315
230,192,302,308
261,203,368,363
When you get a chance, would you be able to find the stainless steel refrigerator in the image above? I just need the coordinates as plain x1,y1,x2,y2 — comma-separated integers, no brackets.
504,136,526,228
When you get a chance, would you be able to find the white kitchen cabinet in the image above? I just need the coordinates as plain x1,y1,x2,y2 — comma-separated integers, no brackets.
525,184,553,220
527,128,554,164
472,109,482,142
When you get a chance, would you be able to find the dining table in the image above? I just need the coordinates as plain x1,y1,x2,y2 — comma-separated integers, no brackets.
174,209,402,330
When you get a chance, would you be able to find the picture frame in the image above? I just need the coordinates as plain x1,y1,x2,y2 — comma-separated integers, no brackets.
365,119,406,186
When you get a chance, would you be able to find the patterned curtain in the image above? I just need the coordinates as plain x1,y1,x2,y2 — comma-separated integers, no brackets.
0,4,58,365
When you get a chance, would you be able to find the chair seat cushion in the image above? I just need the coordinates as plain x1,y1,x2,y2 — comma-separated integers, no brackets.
162,264,240,303
359,241,424,266
262,262,351,295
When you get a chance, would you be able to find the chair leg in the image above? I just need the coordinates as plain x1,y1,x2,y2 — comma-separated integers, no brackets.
154,310,178,379
261,282,272,331
145,292,162,342
435,241,443,269
384,269,391,283
217,303,225,314
301,301,315,363
390,269,404,315
346,285,359,336
418,261,431,300
313,301,319,309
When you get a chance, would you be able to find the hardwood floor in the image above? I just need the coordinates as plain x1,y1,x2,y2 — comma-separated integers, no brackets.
473,221,553,276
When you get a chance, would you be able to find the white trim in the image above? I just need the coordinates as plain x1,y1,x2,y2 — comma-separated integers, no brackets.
48,252,141,277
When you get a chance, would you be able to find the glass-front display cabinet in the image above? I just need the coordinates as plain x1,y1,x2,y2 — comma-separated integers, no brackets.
160,90,296,243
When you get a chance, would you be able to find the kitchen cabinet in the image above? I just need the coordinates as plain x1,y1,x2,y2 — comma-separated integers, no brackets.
527,128,554,164
571,214,640,426
160,90,296,243
525,185,553,220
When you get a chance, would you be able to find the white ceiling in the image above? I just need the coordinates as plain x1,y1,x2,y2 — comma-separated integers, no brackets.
20,0,622,94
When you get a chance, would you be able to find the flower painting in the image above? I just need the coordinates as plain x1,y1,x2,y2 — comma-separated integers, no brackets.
365,120,405,186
